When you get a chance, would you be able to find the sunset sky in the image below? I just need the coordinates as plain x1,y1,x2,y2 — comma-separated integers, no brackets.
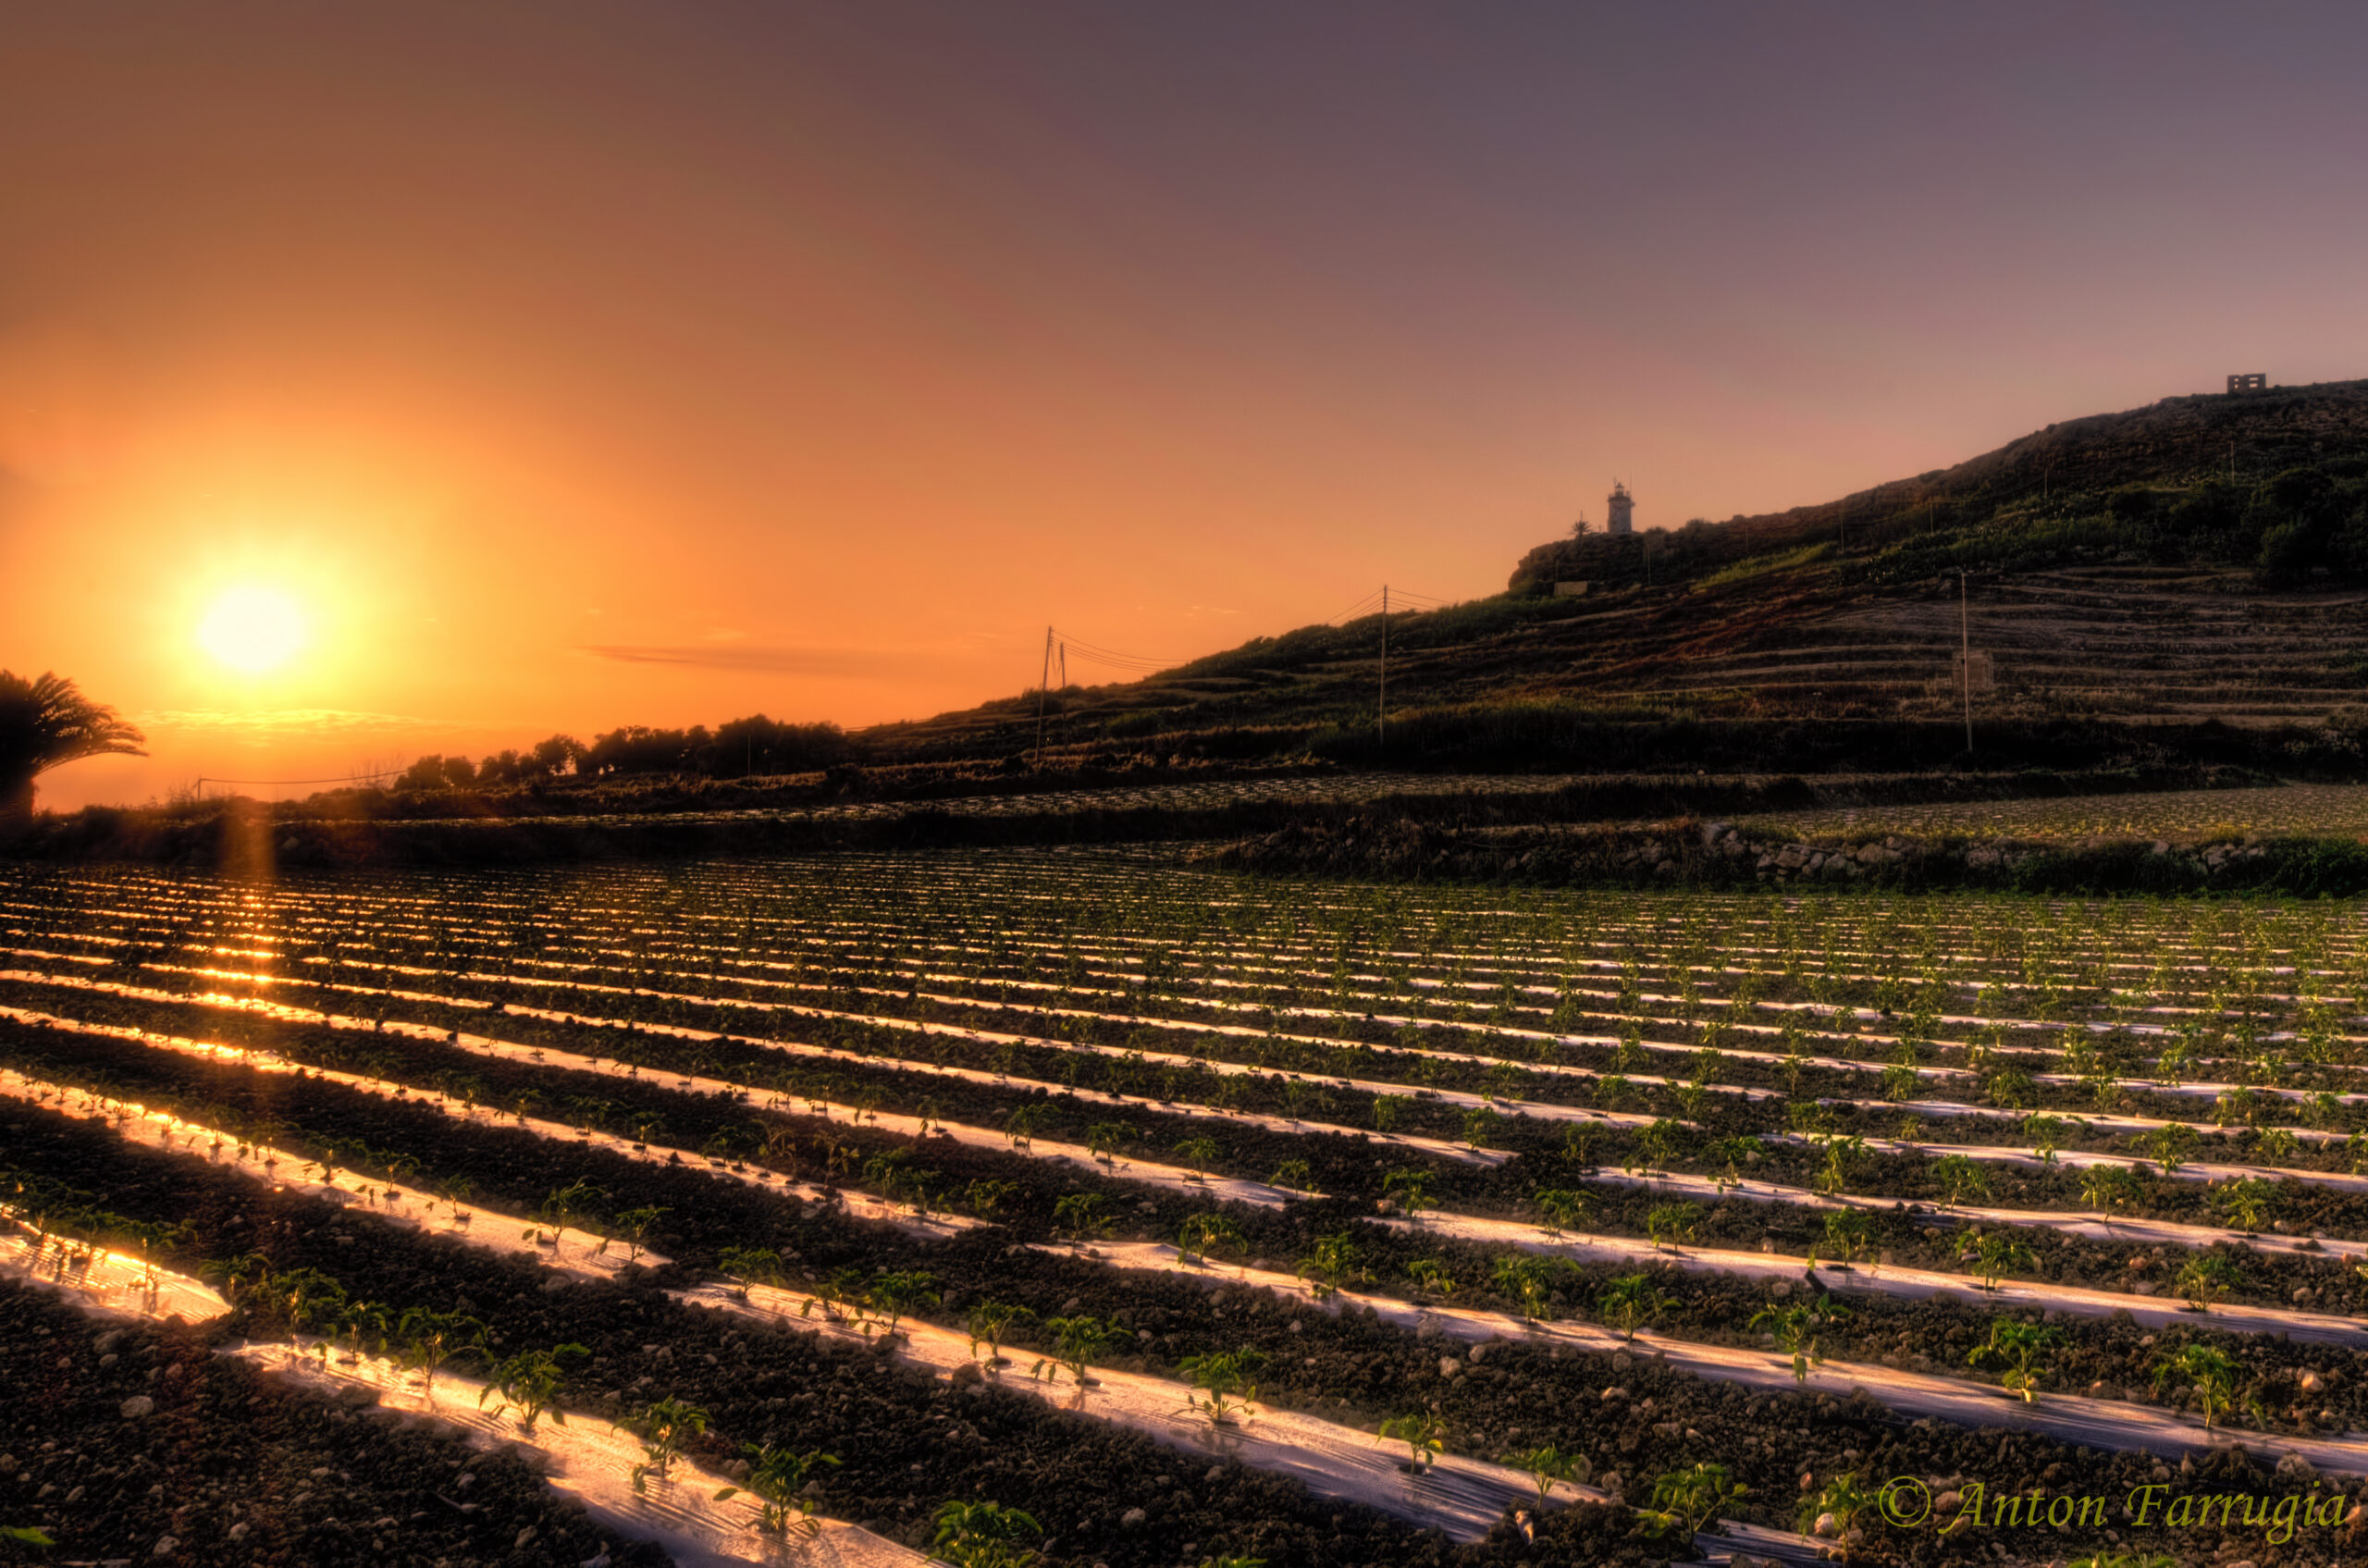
6,3,2365,808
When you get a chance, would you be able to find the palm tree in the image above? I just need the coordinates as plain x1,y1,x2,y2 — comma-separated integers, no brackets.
0,671,145,831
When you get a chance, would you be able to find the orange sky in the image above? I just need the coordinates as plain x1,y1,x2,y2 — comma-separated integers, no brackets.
6,4,2367,808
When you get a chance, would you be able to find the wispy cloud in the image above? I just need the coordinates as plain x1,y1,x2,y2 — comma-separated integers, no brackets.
135,709,447,735
580,644,919,677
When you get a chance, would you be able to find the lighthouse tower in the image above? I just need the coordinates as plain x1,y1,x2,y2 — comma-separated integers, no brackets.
1606,481,1634,536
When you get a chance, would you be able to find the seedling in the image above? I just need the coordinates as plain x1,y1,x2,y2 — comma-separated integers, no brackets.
1382,1167,1436,1220
1810,1133,1865,1197
1962,1230,2033,1292
1493,1253,1577,1321
962,1178,1018,1220
1295,1230,1368,1300
1177,1346,1265,1427
865,1269,939,1340
1966,1318,2058,1404
478,1342,587,1434
336,1298,391,1364
606,1205,668,1263
1002,1102,1049,1150
1635,1118,1682,1171
1531,1188,1589,1240
1634,1461,1747,1540
1085,1120,1136,1167
1378,1413,1448,1475
1266,1157,1317,1192
718,1244,787,1298
1933,1154,1991,1207
1752,1295,1847,1387
523,1177,604,1253
199,1251,276,1308
2152,1342,2243,1434
393,1308,489,1404
1820,1209,1871,1269
2177,1253,2238,1314
2143,1122,2200,1177
1178,1212,1244,1265
1504,1444,1590,1508
1801,1470,1879,1539
1644,1202,1699,1253
2079,1162,2145,1216
1032,1314,1121,1397
1406,1256,1459,1300
1051,1192,1113,1242
1174,1135,1221,1181
713,1443,839,1539
1598,1272,1671,1343
803,1266,870,1325
1705,1134,1763,1191
2210,1176,2276,1234
931,1499,1043,1568
1462,1105,1501,1148
966,1299,1036,1368
616,1396,710,1492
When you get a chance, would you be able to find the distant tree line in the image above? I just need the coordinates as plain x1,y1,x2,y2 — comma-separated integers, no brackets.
2110,459,2368,579
395,714,850,791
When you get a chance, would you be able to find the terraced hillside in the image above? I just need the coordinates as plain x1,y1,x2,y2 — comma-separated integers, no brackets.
863,381,2368,772
14,851,2368,1565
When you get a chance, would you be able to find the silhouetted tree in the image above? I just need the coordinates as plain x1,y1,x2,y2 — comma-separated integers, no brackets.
0,671,146,831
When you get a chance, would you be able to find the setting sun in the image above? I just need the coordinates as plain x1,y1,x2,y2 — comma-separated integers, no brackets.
195,585,307,674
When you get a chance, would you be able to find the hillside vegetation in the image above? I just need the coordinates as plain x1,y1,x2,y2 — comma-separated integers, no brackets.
864,379,2368,774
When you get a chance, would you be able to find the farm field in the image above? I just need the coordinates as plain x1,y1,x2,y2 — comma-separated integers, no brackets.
11,851,2368,1566
1744,783,2368,845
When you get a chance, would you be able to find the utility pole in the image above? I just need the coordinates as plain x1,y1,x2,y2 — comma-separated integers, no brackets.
2228,441,2237,486
1959,569,1974,755
1035,625,1054,761
1377,586,1388,751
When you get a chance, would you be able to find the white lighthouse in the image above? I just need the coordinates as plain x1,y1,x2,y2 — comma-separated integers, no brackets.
1606,481,1634,536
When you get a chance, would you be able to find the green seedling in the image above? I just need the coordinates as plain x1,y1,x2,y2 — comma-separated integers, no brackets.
1378,1413,1448,1475
1032,1314,1121,1397
1382,1167,1436,1220
523,1177,603,1253
393,1308,488,1404
2143,1122,2200,1177
718,1245,786,1298
931,1499,1043,1568
1644,1202,1699,1253
1504,1444,1590,1508
1492,1253,1577,1322
1811,1133,1865,1197
1001,1102,1048,1150
1053,1192,1114,1241
1085,1121,1136,1166
2080,1163,2145,1216
865,1269,938,1341
2152,1342,2243,1434
1752,1295,1847,1387
1462,1105,1501,1148
616,1396,710,1493
1933,1154,1992,1207
1635,1118,1682,1171
1598,1272,1671,1344
1531,1187,1590,1239
1177,1347,1265,1427
1634,1461,1748,1540
606,1205,668,1263
199,1252,276,1308
1174,1135,1221,1181
713,1443,840,1539
1406,1256,1459,1300
966,1299,1036,1368
2177,1253,2239,1314
1178,1212,1244,1265
1267,1157,1317,1192
1802,1470,1880,1539
336,1299,391,1364
1372,1093,1409,1134
2210,1176,2276,1233
1820,1209,1871,1269
478,1343,586,1434
1295,1231,1369,1300
1963,1230,2034,1292
962,1178,1018,1220
1967,1318,2058,1404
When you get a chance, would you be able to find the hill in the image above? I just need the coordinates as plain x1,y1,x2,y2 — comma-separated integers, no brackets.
861,378,2368,775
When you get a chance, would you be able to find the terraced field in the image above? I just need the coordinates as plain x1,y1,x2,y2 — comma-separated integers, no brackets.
11,852,2368,1566
1745,784,2368,846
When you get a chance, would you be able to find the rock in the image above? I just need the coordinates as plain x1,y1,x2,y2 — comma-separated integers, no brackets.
153,1537,179,1558
1439,1357,1462,1377
119,1396,155,1419
2131,1281,2157,1296
950,1362,984,1388
516,1527,538,1549
1121,1508,1147,1528
1600,1387,1628,1402
2300,1369,2325,1393
1205,1466,1226,1484
1934,1491,1961,1513
2276,1454,2316,1480
1813,1512,1839,1537
228,1524,249,1542
94,1330,127,1354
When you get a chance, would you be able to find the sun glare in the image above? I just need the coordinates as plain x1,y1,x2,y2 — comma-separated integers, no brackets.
196,585,308,674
